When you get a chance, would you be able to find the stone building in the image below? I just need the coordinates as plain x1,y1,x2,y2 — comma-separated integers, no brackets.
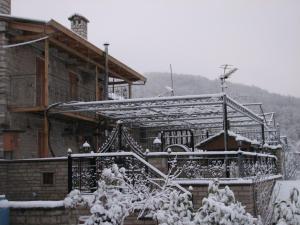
0,0,146,159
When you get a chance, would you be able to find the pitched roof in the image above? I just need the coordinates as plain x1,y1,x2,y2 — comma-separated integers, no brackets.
0,14,146,83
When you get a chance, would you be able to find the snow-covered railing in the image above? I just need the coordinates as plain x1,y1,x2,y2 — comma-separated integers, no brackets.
68,152,188,194
146,150,278,179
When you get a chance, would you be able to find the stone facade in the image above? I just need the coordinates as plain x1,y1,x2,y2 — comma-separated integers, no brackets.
68,14,89,39
0,37,100,159
0,158,68,200
10,207,157,225
0,0,11,14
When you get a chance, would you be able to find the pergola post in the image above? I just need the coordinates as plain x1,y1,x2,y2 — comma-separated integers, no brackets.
128,83,132,99
261,124,265,145
222,94,229,177
223,95,229,151
118,123,122,150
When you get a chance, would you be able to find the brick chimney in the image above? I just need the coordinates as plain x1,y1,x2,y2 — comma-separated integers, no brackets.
68,14,89,39
0,0,11,14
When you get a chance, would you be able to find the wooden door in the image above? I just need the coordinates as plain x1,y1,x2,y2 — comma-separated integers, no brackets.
36,57,45,106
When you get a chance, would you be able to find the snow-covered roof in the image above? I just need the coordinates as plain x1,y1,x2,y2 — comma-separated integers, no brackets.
195,130,261,147
51,93,265,129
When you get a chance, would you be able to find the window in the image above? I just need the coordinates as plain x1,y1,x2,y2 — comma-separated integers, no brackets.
42,172,54,185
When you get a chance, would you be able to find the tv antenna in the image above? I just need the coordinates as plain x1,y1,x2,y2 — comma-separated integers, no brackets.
169,64,175,96
219,64,238,92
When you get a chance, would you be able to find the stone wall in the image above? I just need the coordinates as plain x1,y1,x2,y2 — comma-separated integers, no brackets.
10,207,156,225
184,183,256,215
181,177,278,217
0,158,68,200
10,207,89,225
0,0,10,14
1,40,98,158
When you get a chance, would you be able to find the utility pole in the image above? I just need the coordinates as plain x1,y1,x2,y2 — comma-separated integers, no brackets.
103,43,109,100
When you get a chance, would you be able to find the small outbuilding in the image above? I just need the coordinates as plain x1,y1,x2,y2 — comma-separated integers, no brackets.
195,130,261,151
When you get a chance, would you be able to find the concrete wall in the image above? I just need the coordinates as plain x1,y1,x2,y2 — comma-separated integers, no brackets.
0,158,68,200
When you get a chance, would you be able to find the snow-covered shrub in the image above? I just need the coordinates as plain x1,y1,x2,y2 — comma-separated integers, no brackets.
273,187,300,225
65,165,261,225
193,179,262,225
84,164,139,225
149,190,193,225
64,189,86,208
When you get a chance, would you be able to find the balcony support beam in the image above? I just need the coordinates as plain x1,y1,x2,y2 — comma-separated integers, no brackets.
44,39,49,157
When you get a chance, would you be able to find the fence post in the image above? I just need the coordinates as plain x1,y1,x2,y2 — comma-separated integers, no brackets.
161,131,164,151
67,148,72,193
90,155,97,193
237,149,243,177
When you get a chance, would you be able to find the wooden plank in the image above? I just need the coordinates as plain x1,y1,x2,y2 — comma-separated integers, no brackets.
62,112,98,123
44,39,49,106
8,106,45,112
44,39,49,157
12,33,51,42
128,84,132,99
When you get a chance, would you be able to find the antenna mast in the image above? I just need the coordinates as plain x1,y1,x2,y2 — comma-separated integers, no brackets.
219,64,238,92
169,64,175,96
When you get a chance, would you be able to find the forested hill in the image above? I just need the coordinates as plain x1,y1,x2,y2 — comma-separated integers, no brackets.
133,72,300,146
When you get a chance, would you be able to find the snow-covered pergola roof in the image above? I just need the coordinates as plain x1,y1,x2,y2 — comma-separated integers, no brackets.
51,93,265,129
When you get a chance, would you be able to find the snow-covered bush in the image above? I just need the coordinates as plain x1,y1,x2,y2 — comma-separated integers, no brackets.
273,187,300,225
193,179,262,225
65,164,141,225
65,165,261,225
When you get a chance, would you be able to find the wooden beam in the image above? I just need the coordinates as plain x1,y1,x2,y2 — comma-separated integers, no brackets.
44,39,49,157
9,21,53,33
62,112,98,123
7,106,45,113
49,38,132,83
108,81,128,85
128,84,132,99
44,39,49,106
11,33,52,42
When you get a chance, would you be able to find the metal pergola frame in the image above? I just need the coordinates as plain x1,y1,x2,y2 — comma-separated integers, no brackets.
50,93,275,151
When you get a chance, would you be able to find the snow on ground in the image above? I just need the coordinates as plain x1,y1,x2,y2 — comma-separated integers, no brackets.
274,179,300,202
0,200,64,208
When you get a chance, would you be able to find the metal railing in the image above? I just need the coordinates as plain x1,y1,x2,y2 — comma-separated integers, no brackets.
147,151,278,179
68,150,278,193
108,84,129,99
68,152,187,193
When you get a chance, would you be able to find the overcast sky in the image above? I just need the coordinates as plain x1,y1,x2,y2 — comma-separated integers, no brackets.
12,0,300,97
